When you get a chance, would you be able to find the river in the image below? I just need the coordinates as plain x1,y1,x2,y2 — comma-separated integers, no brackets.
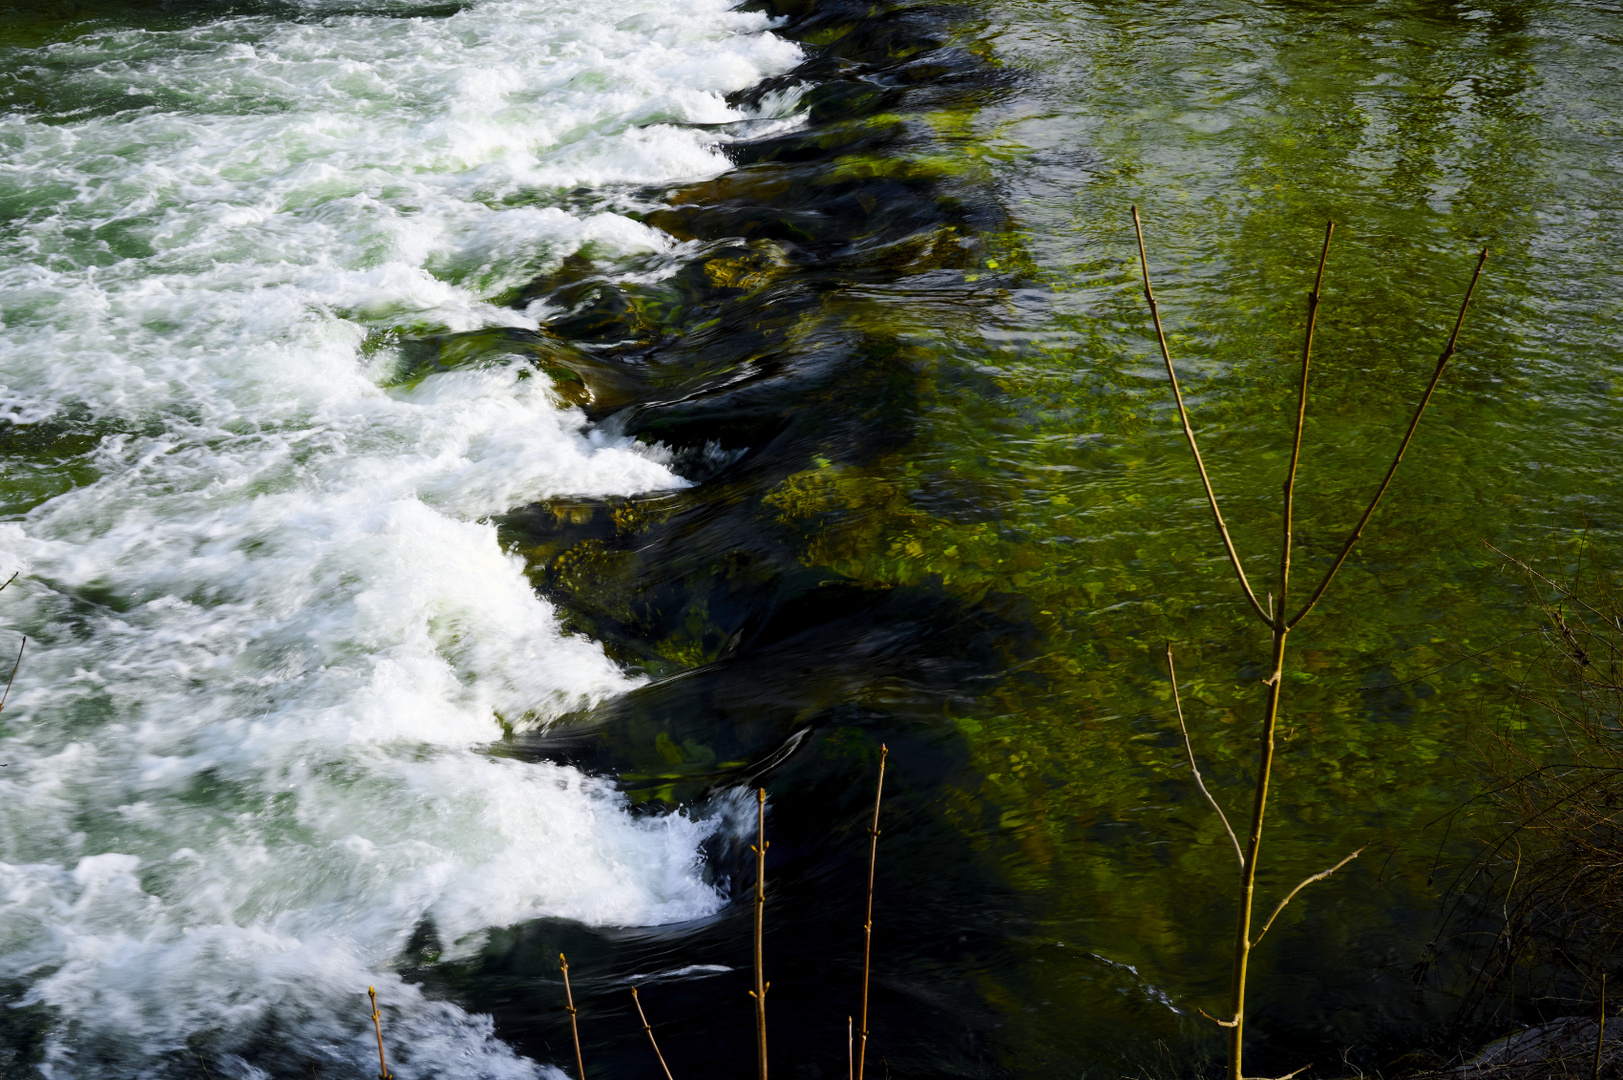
0,0,1618,1076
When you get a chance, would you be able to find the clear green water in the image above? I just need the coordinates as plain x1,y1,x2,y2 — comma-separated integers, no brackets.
0,0,1619,1076
758,0,1623,1069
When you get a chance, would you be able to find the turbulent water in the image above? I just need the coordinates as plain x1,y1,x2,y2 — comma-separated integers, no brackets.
0,1,798,1074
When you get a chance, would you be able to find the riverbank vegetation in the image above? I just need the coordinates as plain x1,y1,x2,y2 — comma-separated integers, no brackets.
1410,539,1623,1074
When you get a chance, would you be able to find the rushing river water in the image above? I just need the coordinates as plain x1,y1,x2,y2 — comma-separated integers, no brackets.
0,0,1619,1076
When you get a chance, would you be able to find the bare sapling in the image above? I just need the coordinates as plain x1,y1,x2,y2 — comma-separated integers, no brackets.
1132,206,1487,1080
367,986,392,1080
750,787,770,1080
630,987,676,1080
560,953,587,1080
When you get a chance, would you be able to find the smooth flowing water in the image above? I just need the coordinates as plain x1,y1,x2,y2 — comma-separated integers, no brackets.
0,0,1618,1077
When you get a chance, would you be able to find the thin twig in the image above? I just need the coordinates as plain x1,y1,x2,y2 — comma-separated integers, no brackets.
367,987,391,1080
1197,1006,1240,1029
1596,972,1607,1080
848,1017,854,1080
560,954,586,1080
1287,246,1489,629
1252,847,1366,947
1131,206,1270,626
750,788,769,1080
0,572,16,595
857,746,887,1080
0,635,25,720
630,987,675,1080
1260,1065,1312,1080
1277,221,1334,631
1166,644,1243,868
1364,626,1548,692
1484,541,1616,627
0,575,21,766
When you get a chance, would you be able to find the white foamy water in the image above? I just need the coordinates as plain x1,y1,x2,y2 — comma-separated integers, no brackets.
0,0,800,1074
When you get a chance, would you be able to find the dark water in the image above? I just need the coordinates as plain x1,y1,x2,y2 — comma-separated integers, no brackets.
2,0,1621,1075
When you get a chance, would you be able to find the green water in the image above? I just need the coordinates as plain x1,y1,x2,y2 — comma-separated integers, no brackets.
720,0,1623,1068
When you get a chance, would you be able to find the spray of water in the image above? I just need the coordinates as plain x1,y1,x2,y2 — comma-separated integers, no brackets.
0,0,801,1074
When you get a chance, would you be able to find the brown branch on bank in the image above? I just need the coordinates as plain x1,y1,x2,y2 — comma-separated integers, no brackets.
857,746,888,1080
630,987,675,1080
560,954,586,1080
1166,644,1244,869
1131,205,1271,627
750,788,770,1080
367,986,391,1080
1251,847,1366,947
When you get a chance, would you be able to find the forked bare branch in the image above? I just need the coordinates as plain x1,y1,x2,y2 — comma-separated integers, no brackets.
1251,847,1366,947
1166,644,1243,868
1287,247,1489,629
1131,206,1271,626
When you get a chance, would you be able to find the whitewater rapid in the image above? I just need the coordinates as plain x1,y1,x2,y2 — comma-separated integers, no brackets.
0,0,800,1075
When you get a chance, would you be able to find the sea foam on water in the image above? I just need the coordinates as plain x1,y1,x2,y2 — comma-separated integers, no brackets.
0,0,800,1074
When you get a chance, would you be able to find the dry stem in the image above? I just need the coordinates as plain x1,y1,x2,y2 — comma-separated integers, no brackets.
1167,644,1243,868
0,635,24,768
630,987,675,1080
367,986,391,1080
560,953,586,1080
1251,847,1366,947
1277,222,1334,634
857,746,888,1080
0,636,25,719
1596,973,1607,1080
1286,246,1489,629
1131,205,1270,627
750,787,769,1080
